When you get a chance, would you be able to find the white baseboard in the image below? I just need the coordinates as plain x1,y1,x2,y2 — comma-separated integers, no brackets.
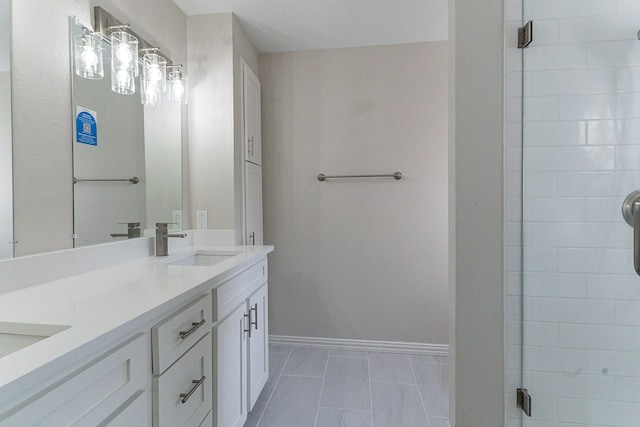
269,335,449,357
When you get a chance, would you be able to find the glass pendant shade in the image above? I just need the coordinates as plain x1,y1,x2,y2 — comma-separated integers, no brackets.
143,53,167,93
141,53,166,106
110,31,138,95
74,33,103,80
168,68,188,105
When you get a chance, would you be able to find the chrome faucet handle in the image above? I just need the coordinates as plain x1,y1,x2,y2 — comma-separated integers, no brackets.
119,222,141,228
156,222,179,228
111,221,141,239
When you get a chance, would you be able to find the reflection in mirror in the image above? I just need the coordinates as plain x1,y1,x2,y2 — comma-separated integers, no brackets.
69,17,182,248
0,0,12,259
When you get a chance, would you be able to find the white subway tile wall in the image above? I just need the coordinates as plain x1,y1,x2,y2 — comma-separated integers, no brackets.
518,1,640,426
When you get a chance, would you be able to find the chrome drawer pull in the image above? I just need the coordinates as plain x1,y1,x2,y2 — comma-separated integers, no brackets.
180,376,206,403
250,303,258,330
244,313,252,337
179,319,206,339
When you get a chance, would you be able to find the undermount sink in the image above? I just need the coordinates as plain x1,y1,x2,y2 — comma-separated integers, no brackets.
167,250,242,267
0,322,70,358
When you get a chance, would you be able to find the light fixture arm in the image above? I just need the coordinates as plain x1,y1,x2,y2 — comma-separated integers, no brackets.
94,7,173,66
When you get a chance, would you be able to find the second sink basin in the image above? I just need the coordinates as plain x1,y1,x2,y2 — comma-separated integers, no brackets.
0,322,70,359
167,250,242,267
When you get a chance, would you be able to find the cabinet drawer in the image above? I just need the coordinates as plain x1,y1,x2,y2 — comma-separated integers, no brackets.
152,294,211,375
212,260,266,321
153,334,212,427
0,333,149,427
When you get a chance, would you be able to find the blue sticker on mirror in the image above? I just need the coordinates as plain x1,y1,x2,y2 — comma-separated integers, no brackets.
76,107,97,146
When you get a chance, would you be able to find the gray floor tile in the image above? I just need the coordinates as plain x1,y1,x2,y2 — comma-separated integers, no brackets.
411,362,449,418
369,353,415,384
258,376,323,427
251,348,449,427
283,348,330,377
243,402,266,427
269,344,293,354
320,357,371,410
316,408,373,427
408,354,449,365
329,348,369,358
371,383,429,427
257,351,289,403
428,417,449,427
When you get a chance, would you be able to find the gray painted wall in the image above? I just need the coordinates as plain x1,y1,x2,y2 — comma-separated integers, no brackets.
187,13,259,241
451,0,505,425
260,42,449,344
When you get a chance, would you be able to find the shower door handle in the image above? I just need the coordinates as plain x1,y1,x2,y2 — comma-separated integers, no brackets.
622,190,640,275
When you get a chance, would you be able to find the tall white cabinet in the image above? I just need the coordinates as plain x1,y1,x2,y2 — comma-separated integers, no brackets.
242,60,264,246
211,258,269,427
243,61,262,167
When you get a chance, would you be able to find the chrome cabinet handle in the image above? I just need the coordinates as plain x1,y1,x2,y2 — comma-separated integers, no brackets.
622,190,640,275
251,303,258,330
250,232,255,246
180,376,206,403
179,319,206,339
244,313,252,337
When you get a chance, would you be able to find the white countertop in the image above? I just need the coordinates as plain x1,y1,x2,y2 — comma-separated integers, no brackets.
0,245,273,399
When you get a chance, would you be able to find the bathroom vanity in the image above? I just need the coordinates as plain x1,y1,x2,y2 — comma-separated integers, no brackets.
0,244,272,426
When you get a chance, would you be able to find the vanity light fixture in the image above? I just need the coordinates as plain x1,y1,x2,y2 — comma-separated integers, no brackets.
73,30,103,80
110,28,138,95
86,7,178,102
141,49,167,107
168,65,188,105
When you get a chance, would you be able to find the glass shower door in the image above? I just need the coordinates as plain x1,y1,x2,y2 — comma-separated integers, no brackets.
522,2,640,426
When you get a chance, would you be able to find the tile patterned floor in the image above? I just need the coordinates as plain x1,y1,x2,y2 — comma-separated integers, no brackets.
244,345,449,427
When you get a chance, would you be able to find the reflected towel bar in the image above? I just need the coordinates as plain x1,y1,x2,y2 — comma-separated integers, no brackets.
317,172,402,182
74,177,140,184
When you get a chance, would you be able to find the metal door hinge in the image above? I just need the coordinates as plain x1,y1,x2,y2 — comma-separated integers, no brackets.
518,21,533,48
517,388,532,417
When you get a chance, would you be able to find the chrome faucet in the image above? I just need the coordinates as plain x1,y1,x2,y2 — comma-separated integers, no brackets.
155,222,186,256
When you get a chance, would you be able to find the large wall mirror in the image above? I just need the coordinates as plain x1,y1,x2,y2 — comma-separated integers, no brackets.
70,15,182,248
0,0,12,260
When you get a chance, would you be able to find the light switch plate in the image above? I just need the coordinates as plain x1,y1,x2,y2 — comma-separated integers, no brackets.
196,210,208,229
172,210,183,230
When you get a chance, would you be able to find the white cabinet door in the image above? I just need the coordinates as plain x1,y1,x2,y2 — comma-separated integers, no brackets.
247,283,269,410
243,61,261,166
213,304,248,427
244,162,263,246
